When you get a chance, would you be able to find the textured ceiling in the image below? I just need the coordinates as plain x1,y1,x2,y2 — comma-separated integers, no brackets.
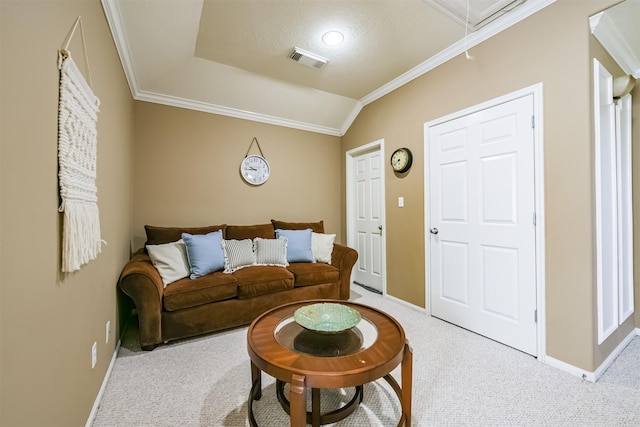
194,1,461,99
102,0,555,136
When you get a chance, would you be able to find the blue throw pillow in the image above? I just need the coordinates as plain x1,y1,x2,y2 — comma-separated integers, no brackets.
275,228,315,263
182,230,225,279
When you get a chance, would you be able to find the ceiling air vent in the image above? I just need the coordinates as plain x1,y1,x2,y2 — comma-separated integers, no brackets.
289,47,328,69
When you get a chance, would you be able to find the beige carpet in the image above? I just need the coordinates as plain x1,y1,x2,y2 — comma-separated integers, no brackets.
92,288,640,426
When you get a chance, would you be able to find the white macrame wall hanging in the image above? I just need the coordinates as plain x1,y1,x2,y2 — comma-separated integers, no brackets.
57,16,103,272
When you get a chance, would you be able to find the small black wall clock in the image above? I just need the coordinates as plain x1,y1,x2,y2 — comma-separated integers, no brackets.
390,147,413,173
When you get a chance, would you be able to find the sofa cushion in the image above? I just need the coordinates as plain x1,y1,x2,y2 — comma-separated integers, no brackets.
275,228,315,263
226,224,274,240
287,262,340,287
271,219,324,233
232,266,294,298
145,224,226,246
182,231,225,278
163,272,238,311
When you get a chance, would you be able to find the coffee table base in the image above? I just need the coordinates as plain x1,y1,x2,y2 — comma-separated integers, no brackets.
275,380,363,426
248,368,410,427
247,302,413,427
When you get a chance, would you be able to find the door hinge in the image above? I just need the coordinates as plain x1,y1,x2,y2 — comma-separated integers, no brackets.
531,115,535,128
534,309,538,323
533,212,537,226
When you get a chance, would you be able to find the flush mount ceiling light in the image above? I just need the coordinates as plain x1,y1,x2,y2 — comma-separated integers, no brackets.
322,31,344,46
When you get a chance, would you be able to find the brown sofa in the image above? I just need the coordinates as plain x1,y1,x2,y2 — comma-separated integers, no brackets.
118,220,358,350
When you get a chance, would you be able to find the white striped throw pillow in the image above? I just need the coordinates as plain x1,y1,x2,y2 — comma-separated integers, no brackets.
222,239,256,273
254,237,288,267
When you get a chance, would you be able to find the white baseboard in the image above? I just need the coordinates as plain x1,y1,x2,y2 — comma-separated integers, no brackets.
544,355,596,382
384,293,427,315
545,328,637,383
85,339,121,427
351,284,427,314
592,330,636,381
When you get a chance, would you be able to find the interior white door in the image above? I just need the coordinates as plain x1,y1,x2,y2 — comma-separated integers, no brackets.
353,150,383,293
428,95,537,356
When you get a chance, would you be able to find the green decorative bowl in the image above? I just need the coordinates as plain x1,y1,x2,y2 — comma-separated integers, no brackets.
294,303,361,334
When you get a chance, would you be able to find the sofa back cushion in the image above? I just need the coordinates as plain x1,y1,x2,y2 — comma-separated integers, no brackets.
271,219,324,233
145,224,226,246
226,223,274,240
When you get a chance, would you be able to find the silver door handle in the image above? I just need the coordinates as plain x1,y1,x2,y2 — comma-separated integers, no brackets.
377,225,383,235
430,228,439,235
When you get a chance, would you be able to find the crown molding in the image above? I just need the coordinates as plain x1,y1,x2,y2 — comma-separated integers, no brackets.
590,9,640,79
340,102,365,136
135,90,343,136
101,0,139,97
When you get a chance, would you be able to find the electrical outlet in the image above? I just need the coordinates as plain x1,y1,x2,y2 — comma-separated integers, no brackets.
92,342,97,369
105,320,111,344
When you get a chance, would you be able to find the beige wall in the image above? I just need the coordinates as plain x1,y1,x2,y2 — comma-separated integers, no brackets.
132,102,343,248
341,0,635,371
0,1,134,426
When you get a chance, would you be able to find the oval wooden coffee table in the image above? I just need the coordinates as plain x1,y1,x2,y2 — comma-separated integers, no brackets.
247,299,412,427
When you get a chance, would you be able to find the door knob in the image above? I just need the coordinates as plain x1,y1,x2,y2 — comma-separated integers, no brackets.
377,225,383,235
430,227,439,235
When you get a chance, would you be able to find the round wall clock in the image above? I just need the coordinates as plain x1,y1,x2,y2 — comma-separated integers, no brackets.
390,147,413,173
241,155,270,185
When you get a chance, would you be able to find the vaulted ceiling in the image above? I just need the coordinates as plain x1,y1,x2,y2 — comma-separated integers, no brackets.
102,0,556,136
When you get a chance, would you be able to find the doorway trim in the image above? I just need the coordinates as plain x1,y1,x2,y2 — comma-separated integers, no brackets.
346,139,387,296
423,83,546,360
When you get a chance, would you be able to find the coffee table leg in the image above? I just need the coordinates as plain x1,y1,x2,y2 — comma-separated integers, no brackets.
248,362,263,427
251,361,262,400
311,388,321,427
290,374,306,427
402,340,413,427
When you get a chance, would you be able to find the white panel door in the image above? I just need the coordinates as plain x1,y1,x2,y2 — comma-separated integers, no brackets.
354,150,383,292
428,95,537,356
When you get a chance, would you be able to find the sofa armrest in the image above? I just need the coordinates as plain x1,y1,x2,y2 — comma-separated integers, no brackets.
118,250,164,350
330,243,358,300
